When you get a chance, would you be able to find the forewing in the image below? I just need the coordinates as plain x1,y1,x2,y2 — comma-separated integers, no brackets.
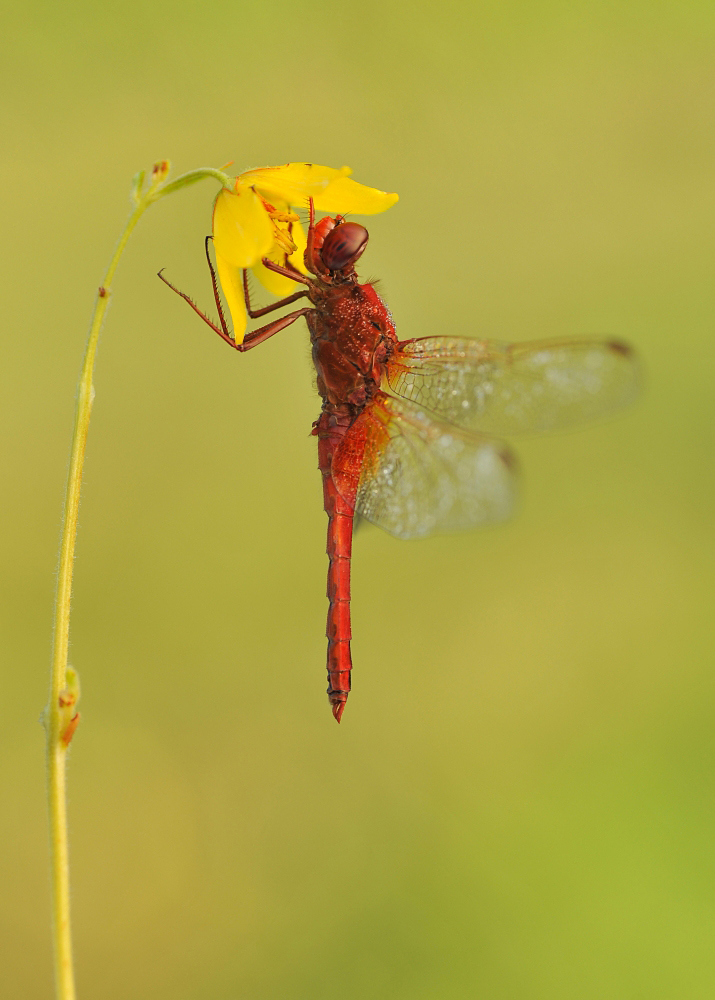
386,336,639,436
331,392,516,540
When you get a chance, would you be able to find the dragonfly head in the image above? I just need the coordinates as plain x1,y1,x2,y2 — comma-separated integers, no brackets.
320,220,369,272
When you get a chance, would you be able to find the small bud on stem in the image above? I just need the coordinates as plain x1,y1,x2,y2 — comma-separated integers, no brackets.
57,667,81,747
151,159,171,185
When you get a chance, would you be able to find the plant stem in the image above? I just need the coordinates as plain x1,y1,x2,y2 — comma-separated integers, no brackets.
44,163,230,1000
46,737,75,1000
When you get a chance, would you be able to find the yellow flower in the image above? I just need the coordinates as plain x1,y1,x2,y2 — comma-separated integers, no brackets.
212,163,399,342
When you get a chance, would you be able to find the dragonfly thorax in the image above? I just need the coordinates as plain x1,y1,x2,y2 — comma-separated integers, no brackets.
307,281,396,409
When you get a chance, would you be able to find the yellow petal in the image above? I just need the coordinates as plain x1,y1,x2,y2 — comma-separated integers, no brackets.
214,252,247,344
313,176,399,215
287,218,309,275
212,185,273,269
241,163,352,206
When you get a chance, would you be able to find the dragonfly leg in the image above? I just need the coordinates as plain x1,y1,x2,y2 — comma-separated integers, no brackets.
158,268,237,349
304,197,331,280
241,267,308,318
159,267,312,352
203,236,231,337
238,308,313,352
260,257,313,286
204,236,311,325
305,196,318,275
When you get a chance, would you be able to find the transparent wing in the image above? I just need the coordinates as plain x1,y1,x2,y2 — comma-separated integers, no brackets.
331,391,517,540
386,336,639,436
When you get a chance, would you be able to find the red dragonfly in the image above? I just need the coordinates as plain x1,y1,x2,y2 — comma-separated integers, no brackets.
161,201,638,722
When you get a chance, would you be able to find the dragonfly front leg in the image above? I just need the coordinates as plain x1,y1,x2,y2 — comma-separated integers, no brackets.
261,257,314,286
159,249,314,352
203,238,313,349
242,266,309,318
204,236,311,324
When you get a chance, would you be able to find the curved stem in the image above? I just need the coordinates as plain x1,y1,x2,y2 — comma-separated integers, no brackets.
151,166,232,200
45,163,229,1000
46,196,145,1000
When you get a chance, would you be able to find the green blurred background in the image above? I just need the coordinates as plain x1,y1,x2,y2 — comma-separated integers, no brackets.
2,1,714,997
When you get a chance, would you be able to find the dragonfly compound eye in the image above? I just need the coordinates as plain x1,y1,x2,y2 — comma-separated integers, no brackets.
320,223,369,271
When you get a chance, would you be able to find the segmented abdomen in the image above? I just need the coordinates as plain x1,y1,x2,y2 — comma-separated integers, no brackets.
315,406,357,723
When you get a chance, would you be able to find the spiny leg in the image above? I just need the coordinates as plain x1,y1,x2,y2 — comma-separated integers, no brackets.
241,267,308,318
158,267,312,352
203,236,231,337
240,307,313,351
304,197,328,279
261,257,315,285
157,268,236,348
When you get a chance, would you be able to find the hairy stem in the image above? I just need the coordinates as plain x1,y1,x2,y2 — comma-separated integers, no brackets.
44,163,230,1000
